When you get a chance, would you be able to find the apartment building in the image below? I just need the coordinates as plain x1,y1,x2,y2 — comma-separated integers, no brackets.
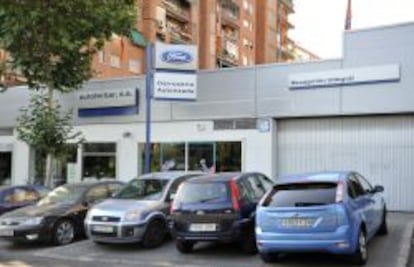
92,0,296,78
0,1,296,80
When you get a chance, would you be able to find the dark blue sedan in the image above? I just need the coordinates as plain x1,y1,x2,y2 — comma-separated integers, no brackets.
0,185,50,215
256,171,387,265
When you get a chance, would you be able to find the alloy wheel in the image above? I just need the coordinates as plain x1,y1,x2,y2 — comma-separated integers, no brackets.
55,220,75,245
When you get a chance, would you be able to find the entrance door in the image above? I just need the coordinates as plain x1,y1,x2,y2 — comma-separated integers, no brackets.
0,152,12,185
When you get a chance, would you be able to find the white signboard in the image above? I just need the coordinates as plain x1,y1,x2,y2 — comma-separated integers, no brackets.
289,64,400,89
77,88,136,109
155,42,198,71
153,72,197,100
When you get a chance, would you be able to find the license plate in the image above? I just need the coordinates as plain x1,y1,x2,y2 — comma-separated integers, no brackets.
281,218,313,227
189,223,217,232
0,229,14,237
92,225,114,233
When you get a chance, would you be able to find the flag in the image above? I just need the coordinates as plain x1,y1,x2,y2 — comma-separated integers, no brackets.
345,0,352,30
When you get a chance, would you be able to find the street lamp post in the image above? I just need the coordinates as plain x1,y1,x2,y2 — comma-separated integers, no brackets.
144,43,153,174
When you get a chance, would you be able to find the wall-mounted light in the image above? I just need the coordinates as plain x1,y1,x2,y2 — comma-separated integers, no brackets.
122,131,132,138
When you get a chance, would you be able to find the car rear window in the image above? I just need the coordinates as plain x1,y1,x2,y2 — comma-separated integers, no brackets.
176,181,230,204
262,183,337,207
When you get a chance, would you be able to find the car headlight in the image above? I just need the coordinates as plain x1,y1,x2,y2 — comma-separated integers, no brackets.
124,210,147,222
22,217,44,226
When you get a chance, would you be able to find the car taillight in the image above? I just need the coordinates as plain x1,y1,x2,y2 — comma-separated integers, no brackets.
336,181,345,203
230,179,240,212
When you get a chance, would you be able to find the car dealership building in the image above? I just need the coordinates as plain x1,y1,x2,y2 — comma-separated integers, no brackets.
1,23,414,211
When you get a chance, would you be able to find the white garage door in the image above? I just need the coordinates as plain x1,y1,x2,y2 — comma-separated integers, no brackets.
277,115,414,211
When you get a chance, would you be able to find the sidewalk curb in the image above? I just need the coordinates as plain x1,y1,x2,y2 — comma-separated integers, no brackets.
397,220,414,267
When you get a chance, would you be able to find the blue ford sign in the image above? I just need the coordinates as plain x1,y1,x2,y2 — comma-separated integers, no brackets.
155,42,197,70
161,50,193,64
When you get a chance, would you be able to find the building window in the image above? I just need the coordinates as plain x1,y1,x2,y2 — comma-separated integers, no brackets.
98,50,105,63
243,56,248,65
243,19,249,28
128,59,141,74
243,0,249,10
110,54,121,68
139,141,242,174
82,143,116,180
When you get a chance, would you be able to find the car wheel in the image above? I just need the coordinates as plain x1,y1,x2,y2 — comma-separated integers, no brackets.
53,219,75,246
176,240,195,253
377,207,388,235
351,230,368,265
142,220,165,248
259,252,280,263
241,229,257,254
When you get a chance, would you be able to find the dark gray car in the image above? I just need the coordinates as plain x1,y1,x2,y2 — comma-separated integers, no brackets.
84,172,201,248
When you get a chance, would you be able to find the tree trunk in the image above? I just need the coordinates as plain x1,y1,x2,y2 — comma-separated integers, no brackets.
45,153,53,188
45,85,54,188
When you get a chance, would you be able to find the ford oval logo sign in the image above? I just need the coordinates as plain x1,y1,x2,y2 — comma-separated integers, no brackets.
161,50,193,64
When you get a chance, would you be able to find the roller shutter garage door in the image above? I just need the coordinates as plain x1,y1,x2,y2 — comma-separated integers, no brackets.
277,115,414,211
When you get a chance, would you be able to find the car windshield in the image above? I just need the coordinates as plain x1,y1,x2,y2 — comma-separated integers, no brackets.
175,182,230,204
113,178,169,201
37,184,86,206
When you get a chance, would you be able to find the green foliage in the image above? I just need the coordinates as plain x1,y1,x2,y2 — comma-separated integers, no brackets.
16,93,82,157
0,0,137,92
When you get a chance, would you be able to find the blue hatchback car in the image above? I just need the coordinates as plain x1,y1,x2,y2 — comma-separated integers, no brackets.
255,171,387,265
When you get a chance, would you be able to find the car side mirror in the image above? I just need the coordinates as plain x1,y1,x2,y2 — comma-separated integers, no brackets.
81,201,89,208
373,185,384,193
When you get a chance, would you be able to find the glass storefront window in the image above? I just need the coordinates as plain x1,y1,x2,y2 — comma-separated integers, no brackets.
0,152,11,185
33,144,78,186
139,141,242,174
161,143,185,171
188,143,214,171
139,143,184,172
82,143,116,180
216,142,242,172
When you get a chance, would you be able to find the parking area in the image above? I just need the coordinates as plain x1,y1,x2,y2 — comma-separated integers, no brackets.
0,212,412,267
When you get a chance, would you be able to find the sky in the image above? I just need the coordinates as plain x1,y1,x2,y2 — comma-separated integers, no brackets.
291,0,414,59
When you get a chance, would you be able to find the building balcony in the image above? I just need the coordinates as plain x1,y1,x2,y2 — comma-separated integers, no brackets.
167,23,193,44
217,52,238,68
163,0,190,23
221,9,240,29
281,0,294,14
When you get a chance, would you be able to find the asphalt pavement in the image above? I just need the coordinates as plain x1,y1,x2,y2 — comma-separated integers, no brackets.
0,212,413,267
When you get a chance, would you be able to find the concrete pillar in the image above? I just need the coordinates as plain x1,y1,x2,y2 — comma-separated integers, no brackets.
12,139,30,185
117,136,138,183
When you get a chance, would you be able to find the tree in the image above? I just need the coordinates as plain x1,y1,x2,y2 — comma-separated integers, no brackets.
0,1,137,186
16,93,82,186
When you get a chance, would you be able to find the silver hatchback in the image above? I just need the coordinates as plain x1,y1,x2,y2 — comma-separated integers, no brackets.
84,172,201,248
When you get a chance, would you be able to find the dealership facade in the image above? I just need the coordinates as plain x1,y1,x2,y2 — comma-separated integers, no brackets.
1,23,414,210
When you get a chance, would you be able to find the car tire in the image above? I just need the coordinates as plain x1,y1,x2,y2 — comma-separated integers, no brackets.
241,229,257,254
142,220,166,248
351,230,368,265
259,252,280,263
377,207,388,235
176,240,195,253
53,219,75,246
